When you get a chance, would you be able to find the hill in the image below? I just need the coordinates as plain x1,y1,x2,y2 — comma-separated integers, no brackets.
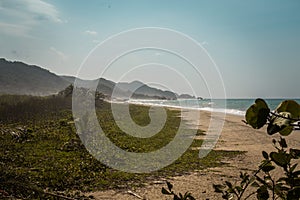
60,77,178,100
0,58,69,95
117,81,177,99
0,58,178,99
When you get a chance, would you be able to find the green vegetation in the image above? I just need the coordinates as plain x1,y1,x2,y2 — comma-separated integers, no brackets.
0,94,241,199
162,181,196,200
162,99,300,200
214,99,300,200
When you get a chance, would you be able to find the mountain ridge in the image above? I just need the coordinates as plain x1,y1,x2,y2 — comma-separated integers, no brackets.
0,58,69,96
0,58,181,99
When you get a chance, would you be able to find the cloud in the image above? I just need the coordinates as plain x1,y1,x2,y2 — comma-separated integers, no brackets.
0,0,62,36
0,0,62,23
0,22,30,37
201,41,208,46
50,47,67,61
85,30,98,36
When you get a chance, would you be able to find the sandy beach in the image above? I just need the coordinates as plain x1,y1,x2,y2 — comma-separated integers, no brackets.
88,109,300,200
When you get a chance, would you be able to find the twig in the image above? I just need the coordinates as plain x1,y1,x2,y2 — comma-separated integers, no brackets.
238,160,271,199
127,190,144,199
43,191,76,200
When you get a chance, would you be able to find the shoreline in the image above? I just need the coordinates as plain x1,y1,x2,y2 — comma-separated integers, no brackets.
106,99,246,116
88,106,300,199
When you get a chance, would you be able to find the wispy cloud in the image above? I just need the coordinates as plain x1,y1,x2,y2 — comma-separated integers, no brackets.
0,22,30,37
85,30,98,36
0,0,62,36
50,47,67,61
201,41,208,46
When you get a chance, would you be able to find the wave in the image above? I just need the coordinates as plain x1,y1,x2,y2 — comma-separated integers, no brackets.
109,99,246,116
198,107,246,116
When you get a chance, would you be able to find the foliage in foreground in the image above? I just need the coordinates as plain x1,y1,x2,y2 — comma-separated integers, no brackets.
162,181,195,200
214,99,300,200
162,99,300,200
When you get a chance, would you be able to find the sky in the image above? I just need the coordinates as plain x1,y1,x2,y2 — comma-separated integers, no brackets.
0,0,300,98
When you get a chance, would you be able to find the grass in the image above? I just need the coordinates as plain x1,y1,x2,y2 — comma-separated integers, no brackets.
0,94,243,199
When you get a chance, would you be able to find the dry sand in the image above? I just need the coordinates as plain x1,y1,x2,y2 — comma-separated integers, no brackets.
87,109,300,200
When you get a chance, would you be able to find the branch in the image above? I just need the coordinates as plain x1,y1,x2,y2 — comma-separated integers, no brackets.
238,160,272,199
270,112,300,121
244,191,256,200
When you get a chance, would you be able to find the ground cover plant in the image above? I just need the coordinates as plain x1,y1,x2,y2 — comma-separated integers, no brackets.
0,93,241,199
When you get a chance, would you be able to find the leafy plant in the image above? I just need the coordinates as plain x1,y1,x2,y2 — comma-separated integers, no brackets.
214,99,300,200
162,99,300,200
162,181,196,200
245,99,300,136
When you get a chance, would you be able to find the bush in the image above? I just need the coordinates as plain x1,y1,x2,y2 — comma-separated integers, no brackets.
214,99,300,200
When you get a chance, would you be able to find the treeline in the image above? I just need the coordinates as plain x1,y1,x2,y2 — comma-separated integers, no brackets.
0,95,73,123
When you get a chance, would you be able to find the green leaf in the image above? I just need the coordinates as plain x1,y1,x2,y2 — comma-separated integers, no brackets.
287,186,300,199
267,112,292,135
293,170,300,176
167,181,173,191
241,173,250,186
245,99,270,129
261,162,275,173
290,163,298,172
277,177,289,184
179,193,183,199
275,100,300,120
257,185,269,200
174,195,181,200
279,137,288,148
251,181,260,188
213,184,226,193
235,186,243,193
222,193,234,200
262,151,269,160
274,184,289,198
183,192,196,200
279,125,293,136
225,181,233,188
290,148,300,159
161,187,171,195
270,152,290,167
187,194,196,200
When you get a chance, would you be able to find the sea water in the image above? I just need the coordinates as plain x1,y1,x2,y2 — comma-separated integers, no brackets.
125,99,300,116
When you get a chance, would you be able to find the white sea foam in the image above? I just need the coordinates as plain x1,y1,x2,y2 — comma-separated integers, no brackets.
198,107,246,116
109,99,246,116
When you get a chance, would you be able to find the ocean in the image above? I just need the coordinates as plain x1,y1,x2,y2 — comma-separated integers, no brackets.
125,99,300,116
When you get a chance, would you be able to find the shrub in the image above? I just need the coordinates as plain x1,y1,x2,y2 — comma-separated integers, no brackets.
214,99,300,200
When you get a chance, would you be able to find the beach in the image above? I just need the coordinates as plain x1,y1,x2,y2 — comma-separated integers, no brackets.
88,108,300,200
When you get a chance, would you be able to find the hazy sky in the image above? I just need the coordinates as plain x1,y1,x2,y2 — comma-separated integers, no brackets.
0,0,300,98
